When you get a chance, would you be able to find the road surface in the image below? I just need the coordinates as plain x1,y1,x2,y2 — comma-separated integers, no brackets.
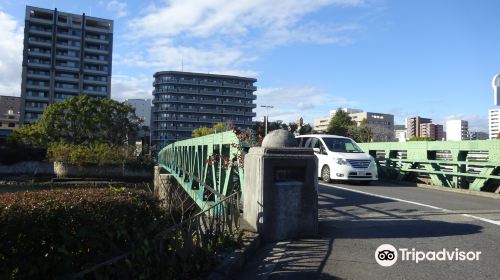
238,181,500,280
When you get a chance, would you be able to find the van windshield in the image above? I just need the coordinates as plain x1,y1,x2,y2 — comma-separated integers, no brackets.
322,138,364,153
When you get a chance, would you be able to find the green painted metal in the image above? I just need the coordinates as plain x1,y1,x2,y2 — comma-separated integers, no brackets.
358,140,500,191
157,131,246,210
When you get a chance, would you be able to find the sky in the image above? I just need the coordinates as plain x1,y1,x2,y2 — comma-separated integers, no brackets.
0,0,498,132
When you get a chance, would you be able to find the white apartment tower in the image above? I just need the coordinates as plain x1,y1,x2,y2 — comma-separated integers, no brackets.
446,120,468,141
489,109,500,139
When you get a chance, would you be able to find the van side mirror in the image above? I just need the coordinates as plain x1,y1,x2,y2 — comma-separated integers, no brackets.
313,147,320,153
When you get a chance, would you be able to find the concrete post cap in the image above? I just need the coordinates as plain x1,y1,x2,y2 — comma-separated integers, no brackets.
261,129,298,148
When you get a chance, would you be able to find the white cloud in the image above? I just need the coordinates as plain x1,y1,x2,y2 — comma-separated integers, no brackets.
0,10,23,96
100,0,128,18
255,86,357,123
129,0,364,39
121,0,367,74
110,75,152,101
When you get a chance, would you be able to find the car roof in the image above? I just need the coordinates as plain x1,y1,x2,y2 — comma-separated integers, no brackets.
295,134,351,140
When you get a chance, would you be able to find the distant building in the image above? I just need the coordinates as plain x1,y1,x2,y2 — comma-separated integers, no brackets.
151,71,256,153
124,99,152,126
493,74,500,106
329,108,362,116
446,120,469,141
20,6,113,123
313,116,330,133
394,124,407,142
469,131,489,140
419,123,444,141
406,116,432,138
0,96,21,143
488,109,500,139
350,111,395,141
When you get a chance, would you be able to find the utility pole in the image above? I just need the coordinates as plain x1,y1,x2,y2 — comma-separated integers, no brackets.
260,105,274,136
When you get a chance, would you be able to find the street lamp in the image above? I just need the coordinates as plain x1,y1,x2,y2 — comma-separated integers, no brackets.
260,105,274,136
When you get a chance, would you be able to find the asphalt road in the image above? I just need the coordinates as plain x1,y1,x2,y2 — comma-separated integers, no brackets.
238,181,500,280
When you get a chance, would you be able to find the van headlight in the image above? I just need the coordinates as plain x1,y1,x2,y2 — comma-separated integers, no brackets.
336,158,349,165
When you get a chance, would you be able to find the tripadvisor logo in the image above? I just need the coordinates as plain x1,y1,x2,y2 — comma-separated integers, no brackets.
375,244,482,267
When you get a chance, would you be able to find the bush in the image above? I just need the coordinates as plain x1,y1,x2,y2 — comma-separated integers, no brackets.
0,188,165,279
47,143,137,166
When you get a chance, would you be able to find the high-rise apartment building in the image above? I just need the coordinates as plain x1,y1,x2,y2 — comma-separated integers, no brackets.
406,116,432,138
20,6,113,123
489,109,500,139
493,74,500,106
446,120,469,141
151,71,257,151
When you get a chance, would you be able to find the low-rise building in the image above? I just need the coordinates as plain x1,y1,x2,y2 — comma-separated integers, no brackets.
350,111,395,141
313,116,330,133
0,96,21,143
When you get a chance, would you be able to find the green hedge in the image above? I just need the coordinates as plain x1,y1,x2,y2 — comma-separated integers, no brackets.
0,188,165,279
47,143,138,166
0,145,46,165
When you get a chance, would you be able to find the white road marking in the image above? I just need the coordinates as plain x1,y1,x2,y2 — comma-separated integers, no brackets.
322,184,500,226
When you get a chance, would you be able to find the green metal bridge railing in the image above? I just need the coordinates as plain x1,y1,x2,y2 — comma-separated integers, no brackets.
358,140,500,191
158,131,246,210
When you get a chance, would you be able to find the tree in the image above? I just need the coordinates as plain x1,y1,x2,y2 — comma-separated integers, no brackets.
192,122,233,138
496,132,500,139
10,95,140,146
349,118,373,142
326,109,356,136
298,123,313,135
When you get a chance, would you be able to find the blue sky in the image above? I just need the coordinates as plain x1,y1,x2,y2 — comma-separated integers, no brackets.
0,0,498,131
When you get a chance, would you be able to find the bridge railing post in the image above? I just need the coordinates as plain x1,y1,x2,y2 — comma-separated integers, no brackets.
243,129,318,242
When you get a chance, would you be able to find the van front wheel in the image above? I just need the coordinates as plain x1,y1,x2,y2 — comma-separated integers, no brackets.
321,165,332,183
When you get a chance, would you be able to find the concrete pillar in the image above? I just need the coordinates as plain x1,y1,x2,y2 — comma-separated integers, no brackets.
243,129,318,242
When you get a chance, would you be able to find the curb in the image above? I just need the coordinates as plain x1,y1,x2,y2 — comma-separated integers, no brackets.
381,179,500,200
207,231,262,280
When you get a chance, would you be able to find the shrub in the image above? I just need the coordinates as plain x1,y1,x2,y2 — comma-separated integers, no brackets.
0,188,165,279
47,143,137,166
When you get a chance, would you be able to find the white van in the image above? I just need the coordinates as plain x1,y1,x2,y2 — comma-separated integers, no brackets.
296,134,378,184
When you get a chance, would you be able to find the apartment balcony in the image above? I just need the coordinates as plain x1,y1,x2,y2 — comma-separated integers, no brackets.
244,103,257,108
25,96,49,102
174,98,199,104
246,85,257,90
85,26,112,33
83,58,109,65
153,116,177,122
177,117,199,122
27,73,50,80
56,32,81,40
85,36,109,44
55,75,79,82
176,127,195,132
199,80,221,86
55,54,80,61
245,121,255,126
232,120,246,125
56,43,80,50
221,81,250,90
223,91,245,98
177,79,199,85
245,93,257,99
154,107,177,113
176,107,198,113
54,87,79,93
29,17,53,25
27,62,51,69
28,28,52,36
28,50,52,58
83,78,107,85
199,99,221,105
198,108,220,114
55,65,79,72
83,89,108,95
83,68,108,75
84,46,109,54
222,100,245,106
245,112,257,117
26,84,49,90
178,88,200,94
197,89,222,97
25,106,46,112
28,38,52,47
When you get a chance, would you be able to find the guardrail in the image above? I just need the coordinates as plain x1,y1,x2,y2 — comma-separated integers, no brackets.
157,131,247,210
358,141,500,192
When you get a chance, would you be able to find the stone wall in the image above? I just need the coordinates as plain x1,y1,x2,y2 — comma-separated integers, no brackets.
54,162,152,179
0,161,54,176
